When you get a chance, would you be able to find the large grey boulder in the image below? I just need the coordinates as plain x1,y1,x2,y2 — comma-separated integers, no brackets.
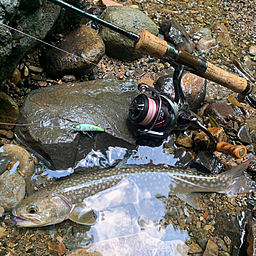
100,6,159,61
0,1,61,81
15,79,139,170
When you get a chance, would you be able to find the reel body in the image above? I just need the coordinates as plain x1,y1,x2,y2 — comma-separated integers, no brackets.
129,83,188,138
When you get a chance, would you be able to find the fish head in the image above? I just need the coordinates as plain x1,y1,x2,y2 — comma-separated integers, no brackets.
12,191,72,227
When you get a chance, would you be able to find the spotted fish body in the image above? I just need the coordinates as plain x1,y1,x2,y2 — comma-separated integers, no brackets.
13,161,252,227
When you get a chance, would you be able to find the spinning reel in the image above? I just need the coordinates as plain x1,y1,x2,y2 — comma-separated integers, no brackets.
129,63,247,159
129,64,193,138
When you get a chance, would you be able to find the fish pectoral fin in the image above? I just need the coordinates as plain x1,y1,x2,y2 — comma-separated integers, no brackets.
176,192,203,210
69,204,98,225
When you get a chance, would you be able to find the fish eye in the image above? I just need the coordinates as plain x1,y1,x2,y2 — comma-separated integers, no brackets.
75,125,81,130
27,205,39,214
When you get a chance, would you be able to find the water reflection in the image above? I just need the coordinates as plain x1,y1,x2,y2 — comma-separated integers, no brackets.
68,177,190,255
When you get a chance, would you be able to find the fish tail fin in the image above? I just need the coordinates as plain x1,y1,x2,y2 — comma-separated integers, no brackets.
223,160,255,194
223,160,250,178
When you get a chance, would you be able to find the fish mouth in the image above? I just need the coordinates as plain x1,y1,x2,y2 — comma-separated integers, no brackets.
12,210,42,227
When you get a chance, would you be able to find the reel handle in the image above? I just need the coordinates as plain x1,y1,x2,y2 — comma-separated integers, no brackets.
216,141,247,159
134,30,252,95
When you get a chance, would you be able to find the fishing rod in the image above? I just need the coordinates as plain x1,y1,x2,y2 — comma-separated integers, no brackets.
48,0,254,96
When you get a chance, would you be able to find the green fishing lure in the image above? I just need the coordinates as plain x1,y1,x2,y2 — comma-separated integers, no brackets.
70,123,104,133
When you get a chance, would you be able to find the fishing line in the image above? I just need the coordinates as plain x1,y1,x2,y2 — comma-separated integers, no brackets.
0,23,99,68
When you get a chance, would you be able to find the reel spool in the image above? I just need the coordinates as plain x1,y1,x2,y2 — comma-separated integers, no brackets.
129,84,180,138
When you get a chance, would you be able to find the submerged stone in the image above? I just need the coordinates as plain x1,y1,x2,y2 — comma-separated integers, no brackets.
15,80,139,169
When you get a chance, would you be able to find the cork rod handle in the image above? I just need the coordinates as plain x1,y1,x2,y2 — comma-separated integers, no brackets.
134,30,250,94
216,142,247,159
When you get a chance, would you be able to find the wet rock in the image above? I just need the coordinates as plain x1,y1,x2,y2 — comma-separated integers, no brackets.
188,243,203,254
204,103,235,126
176,132,193,148
190,150,224,175
0,26,12,65
194,127,227,149
15,80,138,169
160,19,195,54
192,27,212,40
237,125,252,144
249,45,256,56
0,129,14,139
0,1,61,82
0,0,19,20
19,0,45,13
62,75,76,82
155,71,206,112
48,242,66,256
100,6,158,61
197,37,217,52
0,169,26,210
42,25,105,78
246,219,256,256
28,65,43,73
174,147,194,167
0,92,19,130
213,24,234,47
10,68,22,84
0,155,11,175
0,144,35,178
203,239,218,256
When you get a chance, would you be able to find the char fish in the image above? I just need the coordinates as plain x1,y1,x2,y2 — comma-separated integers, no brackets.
12,160,253,227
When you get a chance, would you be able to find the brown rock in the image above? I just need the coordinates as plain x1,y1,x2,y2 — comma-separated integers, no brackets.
194,127,227,148
0,92,19,130
188,243,203,254
28,65,43,73
42,25,105,78
0,130,14,139
203,239,218,256
10,68,21,84
67,249,103,256
249,45,256,56
48,242,66,256
205,103,235,126
214,24,234,47
246,220,256,256
155,71,206,111
176,132,194,148
197,37,217,51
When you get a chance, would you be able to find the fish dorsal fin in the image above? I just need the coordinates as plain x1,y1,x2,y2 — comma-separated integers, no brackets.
69,204,98,225
223,160,250,178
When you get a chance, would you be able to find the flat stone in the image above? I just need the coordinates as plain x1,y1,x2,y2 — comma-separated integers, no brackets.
28,65,43,73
